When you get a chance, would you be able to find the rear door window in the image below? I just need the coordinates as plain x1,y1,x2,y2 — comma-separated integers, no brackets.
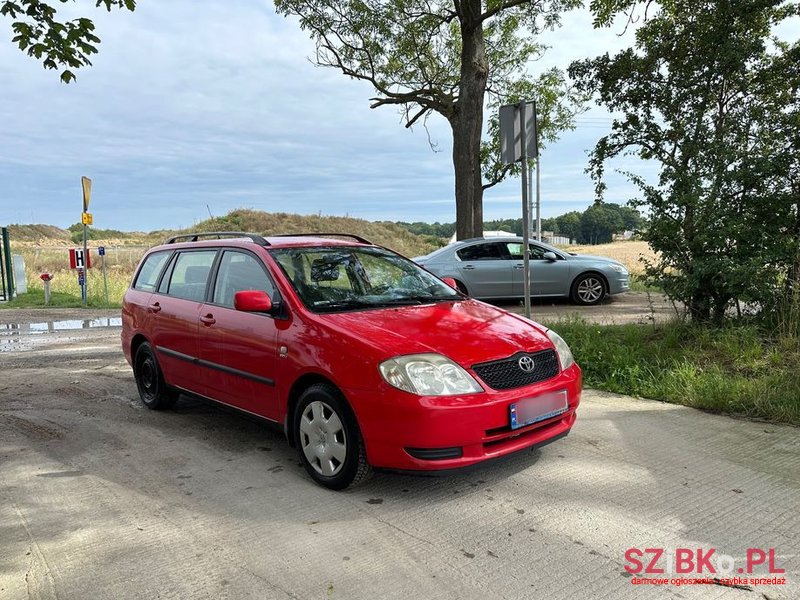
163,250,218,301
133,251,171,292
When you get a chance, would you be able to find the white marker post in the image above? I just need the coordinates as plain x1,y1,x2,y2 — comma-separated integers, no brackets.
99,246,109,305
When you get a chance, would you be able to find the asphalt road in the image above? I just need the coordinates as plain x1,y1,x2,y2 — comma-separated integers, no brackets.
1,310,798,600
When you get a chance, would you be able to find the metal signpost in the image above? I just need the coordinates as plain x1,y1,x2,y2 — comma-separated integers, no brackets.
499,100,538,318
0,226,14,301
81,176,92,306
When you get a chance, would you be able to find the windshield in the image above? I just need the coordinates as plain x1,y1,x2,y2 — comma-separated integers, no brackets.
269,246,461,313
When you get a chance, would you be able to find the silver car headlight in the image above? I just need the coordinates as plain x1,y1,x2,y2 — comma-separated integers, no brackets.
379,353,483,396
609,264,628,274
546,329,575,371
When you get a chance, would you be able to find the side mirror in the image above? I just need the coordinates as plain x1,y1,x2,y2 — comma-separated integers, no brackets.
234,290,273,313
543,251,557,261
441,277,459,290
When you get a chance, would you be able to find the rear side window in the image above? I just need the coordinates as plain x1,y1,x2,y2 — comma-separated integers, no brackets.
456,243,509,261
133,251,171,292
164,251,217,301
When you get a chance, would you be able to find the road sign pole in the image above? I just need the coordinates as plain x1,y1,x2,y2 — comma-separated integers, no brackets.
528,163,534,239
80,176,93,307
536,153,542,243
82,224,88,306
520,100,531,320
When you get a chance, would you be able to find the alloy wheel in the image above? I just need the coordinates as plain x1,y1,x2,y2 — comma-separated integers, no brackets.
577,277,604,304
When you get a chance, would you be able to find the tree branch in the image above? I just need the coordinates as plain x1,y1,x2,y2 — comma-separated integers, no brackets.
481,0,535,23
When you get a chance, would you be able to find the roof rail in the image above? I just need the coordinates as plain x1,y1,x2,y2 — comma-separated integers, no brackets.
272,232,374,245
163,232,269,245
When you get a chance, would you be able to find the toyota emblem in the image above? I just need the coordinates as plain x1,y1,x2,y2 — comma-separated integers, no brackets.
518,356,535,373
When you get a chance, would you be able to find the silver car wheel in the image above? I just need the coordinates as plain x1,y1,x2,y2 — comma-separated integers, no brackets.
299,400,347,477
577,277,604,303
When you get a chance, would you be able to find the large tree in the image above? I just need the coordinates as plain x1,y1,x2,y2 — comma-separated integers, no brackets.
571,0,799,322
2,0,135,82
275,0,583,240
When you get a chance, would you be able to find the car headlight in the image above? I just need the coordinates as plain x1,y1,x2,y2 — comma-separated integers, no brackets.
546,329,575,371
379,353,483,396
609,264,628,274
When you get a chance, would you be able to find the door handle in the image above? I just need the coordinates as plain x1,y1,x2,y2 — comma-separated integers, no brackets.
462,265,475,270
148,302,162,313
200,314,216,326
513,264,525,270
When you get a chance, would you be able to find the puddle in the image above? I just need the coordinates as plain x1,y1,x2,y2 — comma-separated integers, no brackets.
0,318,122,352
0,317,122,334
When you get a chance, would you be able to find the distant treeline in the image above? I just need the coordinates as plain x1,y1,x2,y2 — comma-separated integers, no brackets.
396,203,644,245
67,222,128,244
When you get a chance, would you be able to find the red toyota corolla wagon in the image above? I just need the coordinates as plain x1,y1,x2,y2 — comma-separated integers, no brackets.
122,232,582,489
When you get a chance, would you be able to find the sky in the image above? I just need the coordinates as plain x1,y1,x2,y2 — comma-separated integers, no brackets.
0,1,795,232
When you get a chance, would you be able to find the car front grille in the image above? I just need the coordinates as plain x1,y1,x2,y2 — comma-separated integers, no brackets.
472,349,560,390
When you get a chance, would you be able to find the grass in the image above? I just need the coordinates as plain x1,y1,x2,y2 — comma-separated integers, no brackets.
0,288,120,309
547,318,800,425
628,274,662,293
2,261,129,309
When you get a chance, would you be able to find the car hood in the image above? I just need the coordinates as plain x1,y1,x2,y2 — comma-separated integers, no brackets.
568,254,623,266
317,299,553,366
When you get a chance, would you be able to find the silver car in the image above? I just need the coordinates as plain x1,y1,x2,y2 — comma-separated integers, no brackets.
414,237,630,305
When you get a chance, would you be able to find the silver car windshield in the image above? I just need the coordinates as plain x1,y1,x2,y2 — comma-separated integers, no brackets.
270,246,460,312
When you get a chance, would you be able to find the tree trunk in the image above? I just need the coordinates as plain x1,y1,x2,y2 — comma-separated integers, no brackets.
451,1,488,241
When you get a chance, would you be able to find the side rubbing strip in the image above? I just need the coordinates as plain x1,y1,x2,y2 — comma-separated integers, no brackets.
156,346,275,387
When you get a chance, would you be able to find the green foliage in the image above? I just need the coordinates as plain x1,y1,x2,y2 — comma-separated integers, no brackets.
573,0,800,323
2,0,135,82
67,222,126,244
394,221,456,238
394,203,643,244
550,319,800,425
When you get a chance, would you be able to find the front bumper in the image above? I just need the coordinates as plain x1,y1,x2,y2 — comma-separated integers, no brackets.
608,274,630,295
346,363,581,471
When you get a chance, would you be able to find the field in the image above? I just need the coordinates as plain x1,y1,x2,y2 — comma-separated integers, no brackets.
564,240,656,275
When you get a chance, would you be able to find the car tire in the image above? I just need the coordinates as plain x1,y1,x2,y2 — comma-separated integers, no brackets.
571,273,607,306
294,383,372,490
133,342,178,410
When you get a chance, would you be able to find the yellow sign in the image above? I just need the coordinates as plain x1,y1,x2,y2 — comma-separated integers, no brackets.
81,176,92,212
82,212,93,225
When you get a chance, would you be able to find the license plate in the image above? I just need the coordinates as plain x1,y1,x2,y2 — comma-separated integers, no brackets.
510,390,568,429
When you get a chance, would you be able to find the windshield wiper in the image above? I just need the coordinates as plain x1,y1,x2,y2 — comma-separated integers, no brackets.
389,295,456,304
313,295,457,312
312,299,377,311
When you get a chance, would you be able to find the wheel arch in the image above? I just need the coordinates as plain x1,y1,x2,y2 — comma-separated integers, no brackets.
130,333,150,359
284,373,340,447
